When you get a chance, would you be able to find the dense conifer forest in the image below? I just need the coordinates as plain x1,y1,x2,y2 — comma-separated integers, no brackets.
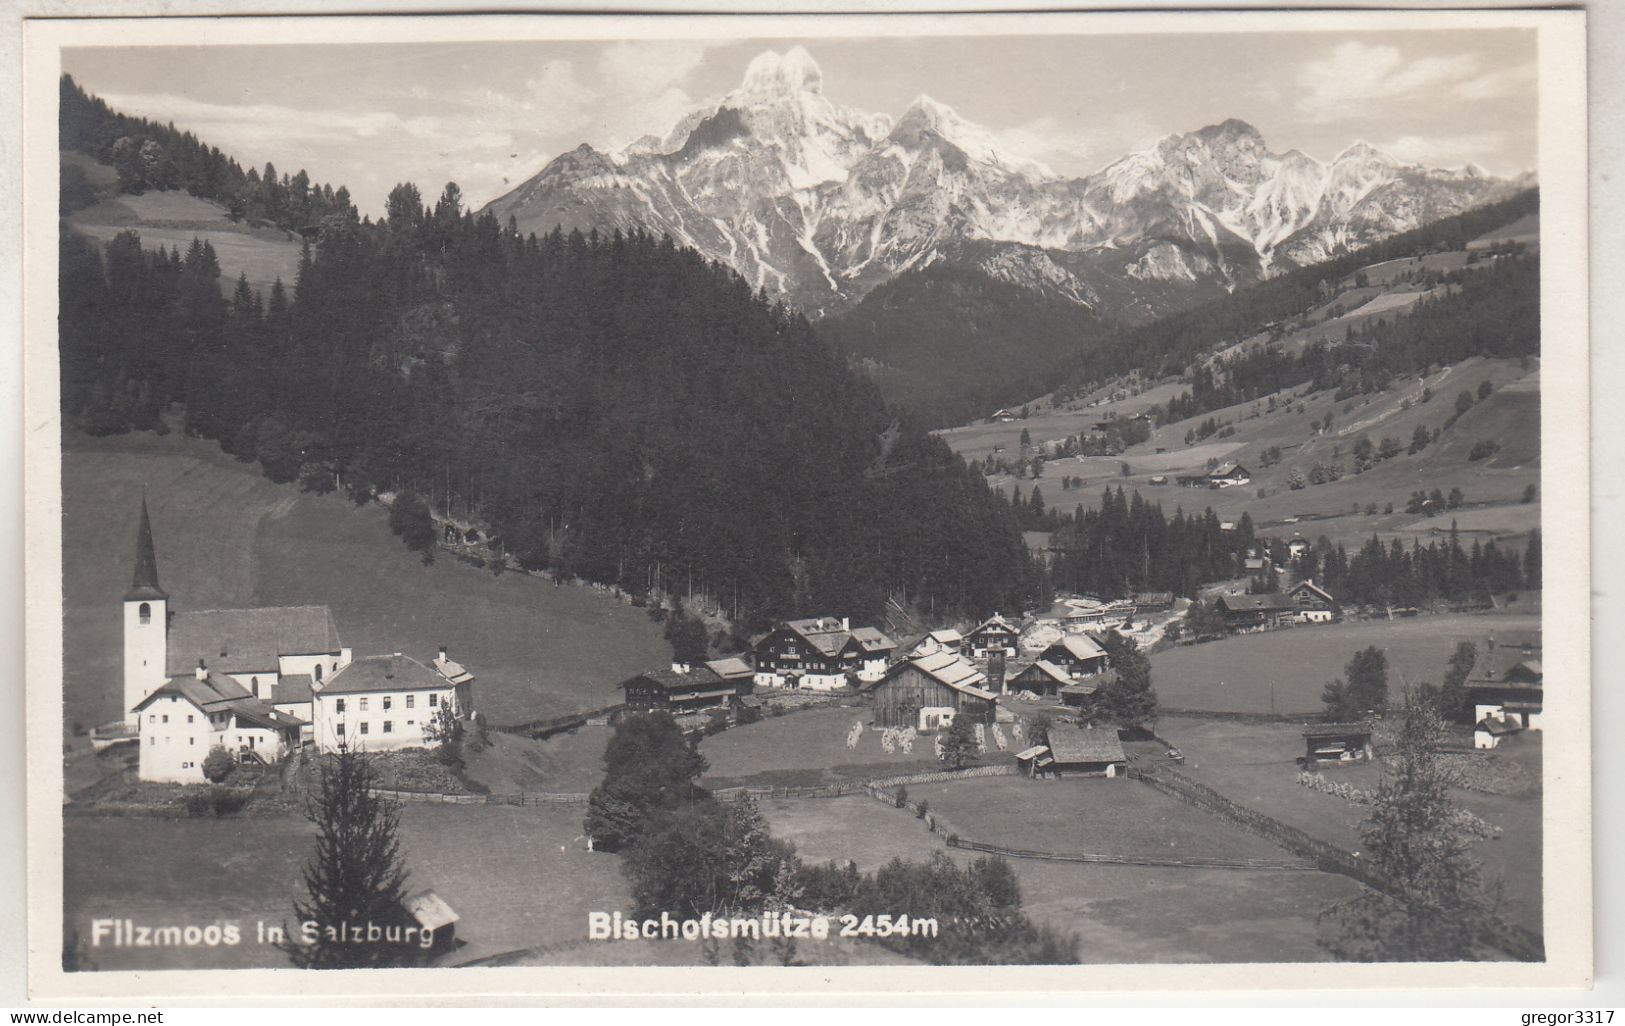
59,184,1044,627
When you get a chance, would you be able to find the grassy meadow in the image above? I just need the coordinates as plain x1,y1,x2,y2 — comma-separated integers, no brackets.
61,429,670,734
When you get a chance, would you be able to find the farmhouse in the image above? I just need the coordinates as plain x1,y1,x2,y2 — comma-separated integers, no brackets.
750,617,896,690
868,651,997,730
1474,715,1523,750
133,664,307,783
1288,579,1338,622
902,628,965,660
965,613,1022,659
121,500,352,732
1465,632,1543,730
1214,593,1298,632
1302,723,1374,765
619,660,754,712
1208,462,1252,488
1035,634,1109,678
1040,728,1127,778
1008,659,1071,697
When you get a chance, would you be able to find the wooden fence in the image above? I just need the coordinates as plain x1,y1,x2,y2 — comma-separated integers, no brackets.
1128,763,1545,961
495,704,626,740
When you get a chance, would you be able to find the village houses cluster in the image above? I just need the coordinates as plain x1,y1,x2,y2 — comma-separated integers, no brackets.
118,501,475,783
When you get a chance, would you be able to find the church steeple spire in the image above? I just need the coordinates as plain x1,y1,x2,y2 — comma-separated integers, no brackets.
125,496,167,602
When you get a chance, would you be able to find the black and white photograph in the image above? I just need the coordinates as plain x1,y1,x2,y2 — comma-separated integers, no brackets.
19,6,1591,1000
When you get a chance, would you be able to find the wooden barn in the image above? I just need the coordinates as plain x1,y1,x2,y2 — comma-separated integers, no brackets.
1302,723,1375,765
1035,634,1109,678
1215,593,1298,631
1030,728,1128,778
868,651,997,730
619,662,753,712
1008,659,1070,697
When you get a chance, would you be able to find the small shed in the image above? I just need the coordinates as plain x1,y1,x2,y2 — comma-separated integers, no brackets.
1302,723,1375,765
1059,683,1097,708
1044,729,1127,778
407,890,459,957
1014,744,1054,778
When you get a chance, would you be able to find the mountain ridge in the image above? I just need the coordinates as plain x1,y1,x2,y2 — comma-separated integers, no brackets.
483,46,1526,317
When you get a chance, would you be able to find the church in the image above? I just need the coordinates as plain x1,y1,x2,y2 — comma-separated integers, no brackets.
122,499,475,783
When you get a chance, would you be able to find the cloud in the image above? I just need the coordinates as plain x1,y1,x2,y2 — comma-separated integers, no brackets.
1295,41,1485,119
996,111,1157,178
1453,62,1537,101
596,41,714,99
1373,130,1508,169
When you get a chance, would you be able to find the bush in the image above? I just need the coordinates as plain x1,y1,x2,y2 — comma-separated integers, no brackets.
1468,439,1501,461
916,799,930,820
210,787,248,817
185,792,213,818
894,785,909,809
201,745,235,784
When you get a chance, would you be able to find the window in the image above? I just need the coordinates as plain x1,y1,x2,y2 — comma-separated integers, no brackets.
189,737,195,746
383,696,392,711
161,714,168,724
383,721,393,734
138,602,151,625
187,714,194,724
250,676,259,697
359,722,369,735
315,664,324,683
336,723,345,738
148,736,155,746
359,697,368,711
148,714,155,724
406,695,415,709
429,694,439,708
335,698,346,714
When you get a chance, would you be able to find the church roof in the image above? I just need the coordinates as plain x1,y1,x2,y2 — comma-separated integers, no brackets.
165,606,343,676
125,497,168,602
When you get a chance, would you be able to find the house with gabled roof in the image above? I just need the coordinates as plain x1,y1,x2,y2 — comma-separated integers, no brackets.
133,663,306,782
868,651,996,730
1466,632,1543,730
750,616,896,690
1008,659,1070,697
311,652,473,753
1215,592,1298,631
618,659,754,713
965,613,1022,659
1034,633,1109,679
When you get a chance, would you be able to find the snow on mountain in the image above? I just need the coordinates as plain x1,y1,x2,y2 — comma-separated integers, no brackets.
483,47,1524,317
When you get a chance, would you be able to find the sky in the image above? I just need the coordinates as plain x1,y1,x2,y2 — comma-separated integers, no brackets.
62,30,1537,217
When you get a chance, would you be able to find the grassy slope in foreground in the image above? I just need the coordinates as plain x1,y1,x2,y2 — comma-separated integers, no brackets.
62,429,669,733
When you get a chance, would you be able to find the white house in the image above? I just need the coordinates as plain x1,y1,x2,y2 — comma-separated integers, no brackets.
311,653,472,753
133,664,306,783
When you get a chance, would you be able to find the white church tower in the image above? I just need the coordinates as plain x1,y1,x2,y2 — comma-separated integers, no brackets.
122,497,169,727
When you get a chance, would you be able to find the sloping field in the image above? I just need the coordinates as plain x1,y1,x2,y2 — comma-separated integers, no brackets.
61,430,669,732
67,183,305,295
1148,613,1540,716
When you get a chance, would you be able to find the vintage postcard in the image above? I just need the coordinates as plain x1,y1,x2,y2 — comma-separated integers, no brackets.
21,6,1590,1001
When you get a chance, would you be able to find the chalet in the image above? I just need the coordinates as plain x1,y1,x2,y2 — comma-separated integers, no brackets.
1042,728,1128,777
1208,462,1252,488
1008,659,1070,697
1465,633,1543,730
311,652,472,754
991,408,1018,423
1287,535,1311,558
904,628,965,660
750,617,896,690
133,663,306,783
868,651,997,730
1214,593,1298,631
1036,634,1110,678
965,613,1022,659
1288,579,1338,622
618,660,754,713
1149,475,1169,486
1302,723,1374,765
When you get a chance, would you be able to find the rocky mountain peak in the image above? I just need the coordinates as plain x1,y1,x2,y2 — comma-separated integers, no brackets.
737,46,825,98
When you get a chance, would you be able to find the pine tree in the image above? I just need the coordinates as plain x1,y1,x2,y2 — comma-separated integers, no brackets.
284,742,422,968
938,716,980,770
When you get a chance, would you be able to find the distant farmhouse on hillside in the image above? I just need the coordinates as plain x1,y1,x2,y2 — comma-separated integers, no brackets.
119,500,475,783
1177,462,1252,489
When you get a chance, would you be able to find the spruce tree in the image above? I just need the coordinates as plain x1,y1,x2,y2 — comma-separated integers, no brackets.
284,742,421,969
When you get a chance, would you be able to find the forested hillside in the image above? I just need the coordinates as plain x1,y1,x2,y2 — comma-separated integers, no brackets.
59,74,356,228
817,263,1117,428
60,190,1041,627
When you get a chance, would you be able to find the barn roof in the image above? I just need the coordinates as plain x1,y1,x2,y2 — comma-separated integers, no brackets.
1013,744,1049,760
1047,729,1126,764
1047,634,1106,660
1302,722,1374,738
704,657,754,680
322,653,449,695
1216,593,1297,613
969,613,1021,636
165,605,343,676
407,890,459,931
902,651,995,701
1014,660,1071,686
